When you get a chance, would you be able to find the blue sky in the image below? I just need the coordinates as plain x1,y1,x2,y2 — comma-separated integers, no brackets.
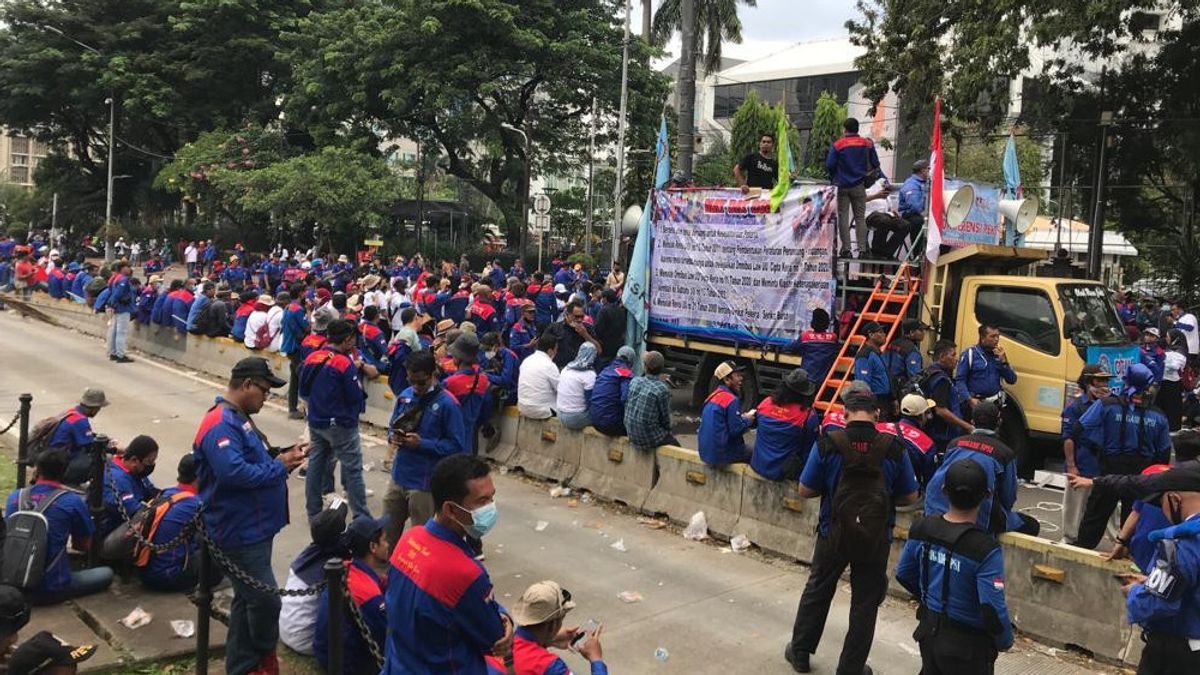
641,0,861,64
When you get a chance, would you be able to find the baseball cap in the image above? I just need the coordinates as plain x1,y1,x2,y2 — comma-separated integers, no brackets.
231,356,287,388
841,381,877,410
900,394,936,417
510,581,576,627
912,159,930,172
0,585,30,638
944,459,989,500
713,360,746,381
8,631,97,675
342,514,390,553
839,380,873,403
861,321,886,335
1144,327,1161,338
901,318,930,333
310,499,350,549
79,388,110,408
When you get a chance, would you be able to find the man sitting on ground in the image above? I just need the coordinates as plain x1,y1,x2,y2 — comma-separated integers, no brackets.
485,580,607,675
279,502,350,656
315,515,390,675
99,435,160,538
135,455,207,592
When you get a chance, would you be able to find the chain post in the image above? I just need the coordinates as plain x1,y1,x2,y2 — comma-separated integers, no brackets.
87,434,109,567
325,558,346,675
195,542,212,675
16,394,31,488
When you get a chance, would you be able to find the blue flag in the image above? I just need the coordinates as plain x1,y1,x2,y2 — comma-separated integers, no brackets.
622,116,669,373
1002,132,1023,245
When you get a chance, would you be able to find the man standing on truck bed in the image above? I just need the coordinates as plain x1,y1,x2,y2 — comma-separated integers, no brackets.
734,133,778,192
955,324,1017,413
826,117,882,259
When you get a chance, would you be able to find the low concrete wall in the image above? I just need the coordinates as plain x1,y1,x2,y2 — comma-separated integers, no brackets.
13,294,1144,667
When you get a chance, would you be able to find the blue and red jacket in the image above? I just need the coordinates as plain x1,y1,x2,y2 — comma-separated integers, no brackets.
386,340,414,399
698,385,753,464
384,519,506,675
529,284,558,327
136,483,201,588
296,332,327,363
590,359,634,430
884,417,938,490
107,272,136,314
151,290,171,326
443,290,471,324
299,347,366,428
193,397,289,548
168,289,194,333
925,430,1021,534
825,132,882,188
794,330,838,386
316,559,387,675
389,385,468,491
482,348,519,405
751,398,819,480
1060,394,1102,477
504,298,533,334
468,300,499,335
281,302,308,355
444,365,493,433
508,319,537,361
70,271,92,301
48,267,67,299
220,264,250,290
5,480,93,596
136,286,157,324
1140,344,1166,382
358,321,388,370
48,406,96,459
100,455,159,537
485,627,610,675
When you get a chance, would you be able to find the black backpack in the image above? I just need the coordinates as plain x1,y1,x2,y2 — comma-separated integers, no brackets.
825,430,894,562
26,413,69,461
1,488,68,588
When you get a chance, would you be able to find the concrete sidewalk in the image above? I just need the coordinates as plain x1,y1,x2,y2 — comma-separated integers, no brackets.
0,308,1124,673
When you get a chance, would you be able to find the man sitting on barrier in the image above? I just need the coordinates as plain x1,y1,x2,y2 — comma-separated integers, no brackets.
751,368,820,481
518,334,561,421
315,514,390,675
133,454,209,593
3,449,114,604
923,402,1040,536
591,346,637,438
699,360,757,467
485,580,607,675
99,435,160,538
280,501,350,656
626,351,680,450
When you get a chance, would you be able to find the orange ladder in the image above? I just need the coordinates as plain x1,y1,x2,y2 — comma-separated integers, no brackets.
813,263,922,414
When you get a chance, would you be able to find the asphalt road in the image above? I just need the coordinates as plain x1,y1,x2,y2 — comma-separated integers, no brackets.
0,309,1118,674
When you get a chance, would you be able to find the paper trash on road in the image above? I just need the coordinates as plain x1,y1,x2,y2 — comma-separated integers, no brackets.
730,534,751,552
120,607,152,629
170,620,195,638
549,485,572,498
535,520,549,532
683,511,709,540
617,591,643,603
610,538,627,552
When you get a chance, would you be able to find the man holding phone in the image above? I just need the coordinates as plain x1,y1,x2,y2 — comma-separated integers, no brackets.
485,580,607,675
956,324,1017,412
193,357,307,675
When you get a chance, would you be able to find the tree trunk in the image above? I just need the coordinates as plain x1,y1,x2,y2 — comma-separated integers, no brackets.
677,0,698,176
642,0,652,43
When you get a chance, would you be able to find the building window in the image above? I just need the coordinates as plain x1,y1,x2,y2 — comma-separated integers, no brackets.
9,166,29,183
11,154,27,167
9,136,29,154
1130,12,1161,33
974,285,1060,354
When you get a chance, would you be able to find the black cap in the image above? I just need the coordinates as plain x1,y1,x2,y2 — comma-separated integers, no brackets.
1138,462,1200,503
901,318,930,333
0,585,30,638
231,357,286,388
783,368,817,396
310,500,350,549
862,321,886,335
342,514,390,554
8,631,97,675
945,459,989,499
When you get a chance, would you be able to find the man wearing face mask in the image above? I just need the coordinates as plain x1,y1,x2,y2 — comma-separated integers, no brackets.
98,435,160,538
385,454,513,674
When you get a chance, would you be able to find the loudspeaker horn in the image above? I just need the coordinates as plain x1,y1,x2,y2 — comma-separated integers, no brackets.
621,204,644,235
999,196,1039,234
943,184,975,229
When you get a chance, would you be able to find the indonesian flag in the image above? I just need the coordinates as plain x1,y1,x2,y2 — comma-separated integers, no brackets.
926,98,945,264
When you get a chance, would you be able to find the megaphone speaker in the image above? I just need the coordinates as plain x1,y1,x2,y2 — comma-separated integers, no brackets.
999,196,1039,234
943,184,975,229
621,204,644,235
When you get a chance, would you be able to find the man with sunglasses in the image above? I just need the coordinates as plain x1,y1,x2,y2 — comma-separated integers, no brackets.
193,357,307,675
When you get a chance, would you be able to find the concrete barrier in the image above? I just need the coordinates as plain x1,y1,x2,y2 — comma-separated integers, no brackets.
572,429,656,509
506,417,582,483
643,446,743,539
736,468,820,563
6,293,1152,667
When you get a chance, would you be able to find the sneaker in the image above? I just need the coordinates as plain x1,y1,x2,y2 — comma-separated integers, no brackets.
784,647,811,673
114,356,134,363
288,410,305,420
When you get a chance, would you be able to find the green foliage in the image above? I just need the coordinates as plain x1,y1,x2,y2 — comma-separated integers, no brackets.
651,0,759,72
726,91,800,178
804,92,846,178
693,135,731,187
943,133,1045,195
566,251,597,269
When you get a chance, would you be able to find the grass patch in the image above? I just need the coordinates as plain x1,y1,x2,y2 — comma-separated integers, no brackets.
0,452,17,495
114,645,320,674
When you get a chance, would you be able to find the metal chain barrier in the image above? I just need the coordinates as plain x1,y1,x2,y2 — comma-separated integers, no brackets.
197,521,326,597
0,410,20,436
107,470,203,553
343,571,385,667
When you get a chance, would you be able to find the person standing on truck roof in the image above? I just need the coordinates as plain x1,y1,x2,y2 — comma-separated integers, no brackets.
699,360,757,467
853,321,896,420
826,118,882,259
898,160,930,235
955,324,1017,411
792,308,839,388
885,319,928,393
734,133,778,192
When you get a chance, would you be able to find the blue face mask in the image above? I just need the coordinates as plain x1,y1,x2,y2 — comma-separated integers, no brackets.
454,501,498,539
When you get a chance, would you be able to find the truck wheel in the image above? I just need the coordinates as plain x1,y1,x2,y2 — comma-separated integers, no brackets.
691,354,723,408
1000,405,1034,480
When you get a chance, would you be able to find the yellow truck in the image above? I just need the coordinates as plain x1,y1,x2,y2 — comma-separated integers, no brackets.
650,243,1132,469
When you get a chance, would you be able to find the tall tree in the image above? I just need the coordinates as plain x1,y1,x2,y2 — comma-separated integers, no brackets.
804,92,846,178
282,0,668,247
651,0,757,72
643,0,653,42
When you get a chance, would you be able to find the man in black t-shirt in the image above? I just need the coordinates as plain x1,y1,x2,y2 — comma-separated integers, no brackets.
734,134,778,192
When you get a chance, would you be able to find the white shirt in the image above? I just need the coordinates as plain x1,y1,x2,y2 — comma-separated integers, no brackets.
518,350,560,419
245,307,284,351
1179,313,1199,355
278,569,319,655
185,245,198,263
556,368,596,414
1164,351,1187,382
388,291,413,332
864,179,898,217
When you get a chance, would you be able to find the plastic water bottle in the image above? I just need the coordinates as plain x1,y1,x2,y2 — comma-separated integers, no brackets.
654,647,669,662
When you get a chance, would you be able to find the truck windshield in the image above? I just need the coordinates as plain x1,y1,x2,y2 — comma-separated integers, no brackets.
1058,284,1128,346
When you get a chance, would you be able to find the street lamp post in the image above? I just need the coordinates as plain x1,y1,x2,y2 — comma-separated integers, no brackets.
500,122,532,265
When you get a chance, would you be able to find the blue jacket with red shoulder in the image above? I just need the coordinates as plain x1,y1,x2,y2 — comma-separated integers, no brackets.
485,628,610,675
444,365,493,432
136,483,201,587
384,519,506,675
358,321,388,370
530,284,558,326
590,359,634,430
481,348,519,404
825,132,882,188
508,319,537,361
794,330,839,386
468,300,499,335
883,417,938,489
296,332,327,362
100,455,159,537
699,385,753,465
281,302,308,355
316,558,387,675
48,405,96,458
136,286,157,325
751,398,819,480
192,397,289,548
389,385,468,490
442,290,470,323
299,346,366,428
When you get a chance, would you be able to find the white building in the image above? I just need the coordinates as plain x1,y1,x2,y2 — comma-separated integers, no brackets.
1022,215,1138,287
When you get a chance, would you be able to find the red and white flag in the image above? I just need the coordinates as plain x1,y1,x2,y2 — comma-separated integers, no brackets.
926,98,945,264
